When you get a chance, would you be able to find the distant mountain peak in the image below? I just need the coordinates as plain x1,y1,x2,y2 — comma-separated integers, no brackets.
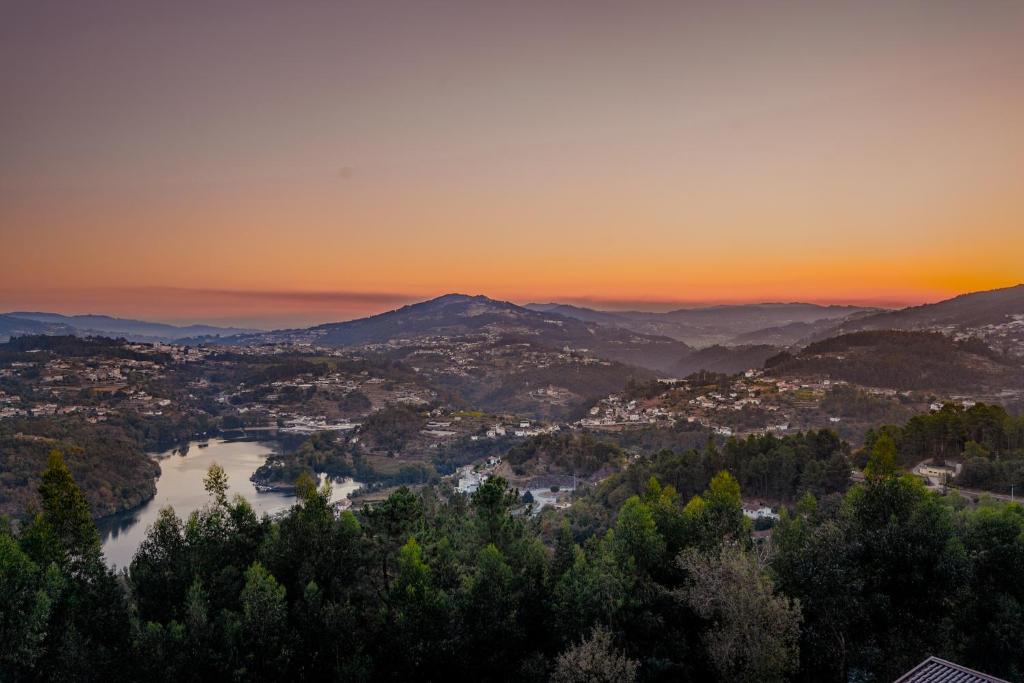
430,293,484,304
0,311,259,343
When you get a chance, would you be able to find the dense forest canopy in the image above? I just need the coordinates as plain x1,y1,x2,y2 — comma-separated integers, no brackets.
861,403,1024,495
4,447,1024,682
864,402,1024,465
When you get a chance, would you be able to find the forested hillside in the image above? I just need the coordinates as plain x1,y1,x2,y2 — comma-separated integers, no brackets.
0,420,158,518
669,344,778,376
766,330,1022,391
864,403,1024,494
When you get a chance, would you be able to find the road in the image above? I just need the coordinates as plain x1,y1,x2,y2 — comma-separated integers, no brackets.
848,463,1021,504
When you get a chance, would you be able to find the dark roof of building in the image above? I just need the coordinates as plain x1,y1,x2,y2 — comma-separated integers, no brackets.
894,656,1009,683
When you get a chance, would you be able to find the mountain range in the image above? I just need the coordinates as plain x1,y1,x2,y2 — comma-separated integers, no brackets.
238,294,693,373
5,284,1022,379
0,312,257,343
525,301,880,346
230,284,1024,379
808,284,1024,337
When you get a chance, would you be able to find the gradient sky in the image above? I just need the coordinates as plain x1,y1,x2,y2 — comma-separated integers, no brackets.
2,1,1022,327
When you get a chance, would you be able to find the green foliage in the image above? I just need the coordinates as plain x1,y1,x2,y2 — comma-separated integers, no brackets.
18,449,104,574
506,432,626,477
611,496,665,572
679,471,748,551
0,533,58,673
869,402,1024,467
864,432,897,479
358,403,426,452
6,448,1024,682
589,430,850,516
0,421,159,519
203,462,229,507
820,384,912,422
238,562,291,680
958,456,1024,494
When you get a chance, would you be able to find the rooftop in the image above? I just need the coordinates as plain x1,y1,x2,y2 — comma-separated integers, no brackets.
894,656,1009,683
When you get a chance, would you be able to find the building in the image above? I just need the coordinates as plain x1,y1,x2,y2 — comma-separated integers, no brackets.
742,503,779,522
894,656,1008,683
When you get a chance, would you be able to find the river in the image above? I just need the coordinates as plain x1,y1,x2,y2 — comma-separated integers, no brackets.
98,438,361,568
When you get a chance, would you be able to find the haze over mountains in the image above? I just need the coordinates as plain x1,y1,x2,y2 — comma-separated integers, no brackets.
811,284,1024,338
213,284,1023,381
526,301,880,346
4,284,1022,382
0,312,257,344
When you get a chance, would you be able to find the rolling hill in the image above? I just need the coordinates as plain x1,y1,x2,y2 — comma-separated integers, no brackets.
803,284,1024,359
248,294,693,373
765,330,1023,392
0,313,74,340
0,311,258,343
670,344,780,377
526,301,879,346
814,284,1024,336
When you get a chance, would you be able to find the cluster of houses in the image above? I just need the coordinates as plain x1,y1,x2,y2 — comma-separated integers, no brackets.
455,456,502,494
485,419,560,439
949,314,1024,359
577,395,672,429
0,351,180,421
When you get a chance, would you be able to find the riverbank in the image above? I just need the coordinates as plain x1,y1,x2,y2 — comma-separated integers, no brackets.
98,438,363,568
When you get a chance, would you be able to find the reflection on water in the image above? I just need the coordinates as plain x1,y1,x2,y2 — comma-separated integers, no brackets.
98,438,361,569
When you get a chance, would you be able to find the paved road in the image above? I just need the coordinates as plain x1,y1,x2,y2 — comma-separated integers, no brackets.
933,483,1019,503
849,463,1021,504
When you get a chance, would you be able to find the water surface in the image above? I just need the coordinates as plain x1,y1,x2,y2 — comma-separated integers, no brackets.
99,438,360,568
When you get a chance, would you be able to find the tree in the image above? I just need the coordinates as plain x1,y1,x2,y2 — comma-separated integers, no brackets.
552,626,639,683
963,440,990,460
678,544,801,682
864,432,897,480
772,504,858,681
386,537,448,677
204,462,229,508
471,476,519,549
16,450,134,681
237,562,291,681
37,450,101,568
705,471,744,539
0,533,58,676
641,477,688,563
553,543,632,642
956,504,1024,679
130,507,187,623
551,519,577,582
459,544,521,677
611,496,665,573
363,487,423,618
682,471,747,549
841,475,967,678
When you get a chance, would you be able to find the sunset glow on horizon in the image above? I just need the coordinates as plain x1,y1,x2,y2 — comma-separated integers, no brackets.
3,1,1022,327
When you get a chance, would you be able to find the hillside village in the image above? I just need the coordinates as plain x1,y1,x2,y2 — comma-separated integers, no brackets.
5,333,1013,454
2,287,1024,527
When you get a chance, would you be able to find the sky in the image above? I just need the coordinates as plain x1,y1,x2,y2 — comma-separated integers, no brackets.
2,1,1022,328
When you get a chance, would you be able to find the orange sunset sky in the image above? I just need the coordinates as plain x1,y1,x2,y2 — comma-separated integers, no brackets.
2,1,1022,328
